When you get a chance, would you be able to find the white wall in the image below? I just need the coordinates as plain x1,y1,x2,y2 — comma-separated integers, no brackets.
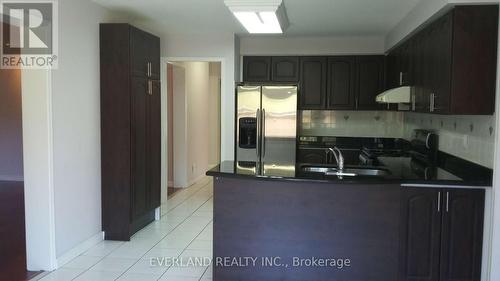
240,36,386,55
172,64,188,188
184,62,211,184
208,63,221,167
51,0,124,259
21,0,126,270
161,33,236,161
21,69,57,270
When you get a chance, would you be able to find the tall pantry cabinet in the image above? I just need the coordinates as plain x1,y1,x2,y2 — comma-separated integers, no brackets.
100,24,161,241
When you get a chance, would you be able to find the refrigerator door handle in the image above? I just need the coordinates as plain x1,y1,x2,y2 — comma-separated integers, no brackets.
256,109,260,157
261,108,266,158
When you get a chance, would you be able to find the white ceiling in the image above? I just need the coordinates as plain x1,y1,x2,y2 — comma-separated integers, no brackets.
93,0,421,36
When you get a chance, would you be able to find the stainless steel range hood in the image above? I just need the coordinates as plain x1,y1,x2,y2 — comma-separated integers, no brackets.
376,86,411,104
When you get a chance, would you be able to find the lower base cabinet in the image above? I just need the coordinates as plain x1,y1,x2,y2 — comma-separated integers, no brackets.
399,187,485,281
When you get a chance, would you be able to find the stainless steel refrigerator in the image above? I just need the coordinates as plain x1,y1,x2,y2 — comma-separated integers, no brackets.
235,84,298,173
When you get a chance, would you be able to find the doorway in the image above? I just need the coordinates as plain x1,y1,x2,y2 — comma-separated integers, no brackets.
0,56,41,280
165,61,222,199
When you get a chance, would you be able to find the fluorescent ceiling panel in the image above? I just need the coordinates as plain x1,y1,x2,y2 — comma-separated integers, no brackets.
225,0,289,34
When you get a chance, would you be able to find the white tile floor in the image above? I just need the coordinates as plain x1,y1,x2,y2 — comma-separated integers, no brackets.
38,177,214,281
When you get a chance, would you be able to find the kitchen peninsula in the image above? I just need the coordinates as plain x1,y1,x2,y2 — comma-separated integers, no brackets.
206,137,491,281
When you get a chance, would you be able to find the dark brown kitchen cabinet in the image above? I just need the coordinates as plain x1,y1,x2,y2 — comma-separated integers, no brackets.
399,187,485,281
389,5,498,115
100,23,161,241
355,56,385,110
243,56,271,82
399,188,442,281
326,57,356,110
271,56,299,82
439,189,484,281
447,5,498,114
299,57,327,109
387,41,412,89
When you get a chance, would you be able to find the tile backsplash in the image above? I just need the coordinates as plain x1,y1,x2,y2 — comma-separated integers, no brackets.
300,110,405,138
299,110,496,168
404,113,495,168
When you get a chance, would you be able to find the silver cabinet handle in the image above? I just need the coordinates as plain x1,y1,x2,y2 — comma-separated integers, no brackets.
437,191,441,212
256,109,260,157
446,192,450,212
355,97,359,109
148,80,153,95
399,72,403,86
261,109,266,158
148,62,152,77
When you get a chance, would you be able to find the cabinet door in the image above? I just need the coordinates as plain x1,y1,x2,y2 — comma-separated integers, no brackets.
147,80,161,209
299,57,327,109
399,187,442,281
297,148,328,164
326,57,356,109
131,76,149,219
413,32,429,113
355,56,385,110
431,13,452,114
439,189,484,281
400,41,412,86
271,57,299,82
130,27,149,78
386,46,401,90
243,57,271,82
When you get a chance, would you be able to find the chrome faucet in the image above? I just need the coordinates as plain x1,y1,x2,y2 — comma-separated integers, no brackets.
328,147,344,171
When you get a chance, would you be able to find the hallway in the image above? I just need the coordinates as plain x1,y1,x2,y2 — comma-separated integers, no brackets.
38,178,214,281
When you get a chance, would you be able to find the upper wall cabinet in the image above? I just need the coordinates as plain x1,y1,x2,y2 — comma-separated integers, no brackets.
388,5,498,115
243,56,272,82
272,56,300,82
326,57,356,110
243,56,299,82
299,57,327,109
355,56,386,110
242,55,386,111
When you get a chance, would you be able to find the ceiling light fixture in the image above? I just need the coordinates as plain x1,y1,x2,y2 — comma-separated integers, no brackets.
224,0,289,34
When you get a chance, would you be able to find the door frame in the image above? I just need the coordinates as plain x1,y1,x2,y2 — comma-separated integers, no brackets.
160,57,225,202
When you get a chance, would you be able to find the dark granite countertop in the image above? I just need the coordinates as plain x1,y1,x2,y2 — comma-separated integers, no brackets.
206,156,492,187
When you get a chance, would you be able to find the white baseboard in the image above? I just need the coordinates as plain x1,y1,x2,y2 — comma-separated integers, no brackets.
56,231,104,268
155,207,161,221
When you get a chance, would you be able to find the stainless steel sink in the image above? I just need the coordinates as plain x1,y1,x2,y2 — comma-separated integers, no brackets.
301,165,391,177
